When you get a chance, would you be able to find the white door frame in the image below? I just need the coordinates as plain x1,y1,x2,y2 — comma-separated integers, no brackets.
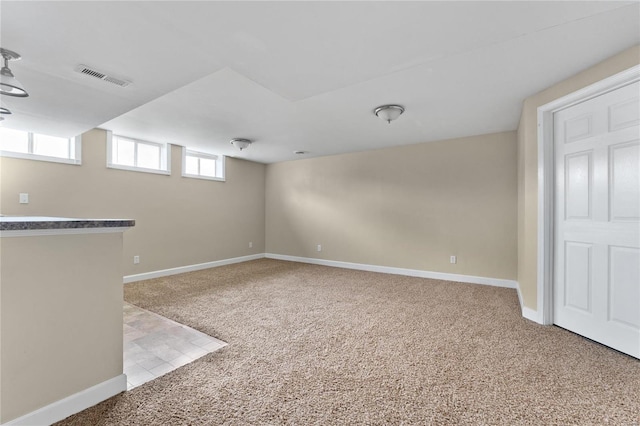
536,64,640,325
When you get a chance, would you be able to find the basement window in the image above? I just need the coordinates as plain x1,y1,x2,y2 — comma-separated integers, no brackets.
107,132,170,175
0,128,81,165
182,148,225,181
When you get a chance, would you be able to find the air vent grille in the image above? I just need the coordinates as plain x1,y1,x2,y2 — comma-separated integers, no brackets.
75,64,131,87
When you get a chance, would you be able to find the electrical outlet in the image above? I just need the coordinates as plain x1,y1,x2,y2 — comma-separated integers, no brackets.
19,193,29,204
317,244,322,252
450,255,457,264
133,255,140,264
249,241,253,248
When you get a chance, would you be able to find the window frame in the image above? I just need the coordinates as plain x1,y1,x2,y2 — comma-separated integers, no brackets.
106,132,170,176
0,129,82,165
182,148,225,182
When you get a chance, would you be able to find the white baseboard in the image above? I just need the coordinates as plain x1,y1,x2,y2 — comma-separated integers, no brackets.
3,374,126,426
124,254,265,283
265,253,517,289
522,306,540,323
123,253,535,322
516,281,542,323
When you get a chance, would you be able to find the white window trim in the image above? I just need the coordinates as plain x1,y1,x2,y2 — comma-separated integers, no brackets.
106,131,171,176
0,135,82,165
181,147,226,182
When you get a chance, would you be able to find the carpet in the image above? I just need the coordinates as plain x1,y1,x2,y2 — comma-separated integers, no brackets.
57,259,640,425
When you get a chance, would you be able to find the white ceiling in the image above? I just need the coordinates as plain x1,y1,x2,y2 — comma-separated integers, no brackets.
1,1,638,164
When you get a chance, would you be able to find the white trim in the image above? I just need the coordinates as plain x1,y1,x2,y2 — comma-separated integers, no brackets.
74,135,82,164
537,104,555,326
124,253,265,283
516,281,540,323
536,64,640,326
181,173,226,182
0,150,82,166
123,253,517,289
265,253,517,289
107,162,171,176
0,227,131,238
2,374,126,426
0,134,82,165
106,131,171,176
219,155,226,181
181,147,226,181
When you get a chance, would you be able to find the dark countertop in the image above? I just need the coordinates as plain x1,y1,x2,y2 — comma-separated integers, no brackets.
0,216,135,231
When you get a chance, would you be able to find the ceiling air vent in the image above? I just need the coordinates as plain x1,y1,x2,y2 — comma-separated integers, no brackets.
74,64,131,87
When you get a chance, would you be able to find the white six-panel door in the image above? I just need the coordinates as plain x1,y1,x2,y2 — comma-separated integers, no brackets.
554,81,640,359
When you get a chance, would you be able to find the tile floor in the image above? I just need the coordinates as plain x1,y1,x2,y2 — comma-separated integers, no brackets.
123,302,227,390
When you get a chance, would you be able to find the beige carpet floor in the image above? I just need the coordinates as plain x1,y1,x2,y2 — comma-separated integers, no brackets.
58,259,640,425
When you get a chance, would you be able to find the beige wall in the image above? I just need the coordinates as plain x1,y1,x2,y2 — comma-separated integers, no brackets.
266,132,518,280
1,232,124,423
517,45,640,310
0,129,266,276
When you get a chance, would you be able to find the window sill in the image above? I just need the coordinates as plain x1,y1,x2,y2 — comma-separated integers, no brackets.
181,173,225,182
0,151,81,165
107,163,170,176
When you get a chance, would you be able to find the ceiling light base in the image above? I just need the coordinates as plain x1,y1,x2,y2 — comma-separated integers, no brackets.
0,48,22,61
374,104,405,124
1,47,29,97
230,138,252,151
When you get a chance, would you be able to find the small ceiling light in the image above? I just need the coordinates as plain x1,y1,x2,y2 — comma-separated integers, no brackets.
374,104,404,124
0,48,29,97
0,107,11,115
230,138,252,151
294,151,308,155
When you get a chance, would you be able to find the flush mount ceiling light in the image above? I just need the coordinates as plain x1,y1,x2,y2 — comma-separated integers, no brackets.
0,107,11,115
230,138,252,151
0,48,29,97
374,104,404,124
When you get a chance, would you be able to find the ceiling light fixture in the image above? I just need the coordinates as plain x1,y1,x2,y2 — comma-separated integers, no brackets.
374,104,404,124
0,107,11,115
0,48,29,97
230,138,252,151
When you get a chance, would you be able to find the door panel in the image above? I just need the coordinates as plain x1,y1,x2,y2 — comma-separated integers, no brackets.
565,151,592,219
610,141,640,220
554,81,640,359
609,97,640,131
609,246,640,329
565,114,594,142
564,241,592,313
